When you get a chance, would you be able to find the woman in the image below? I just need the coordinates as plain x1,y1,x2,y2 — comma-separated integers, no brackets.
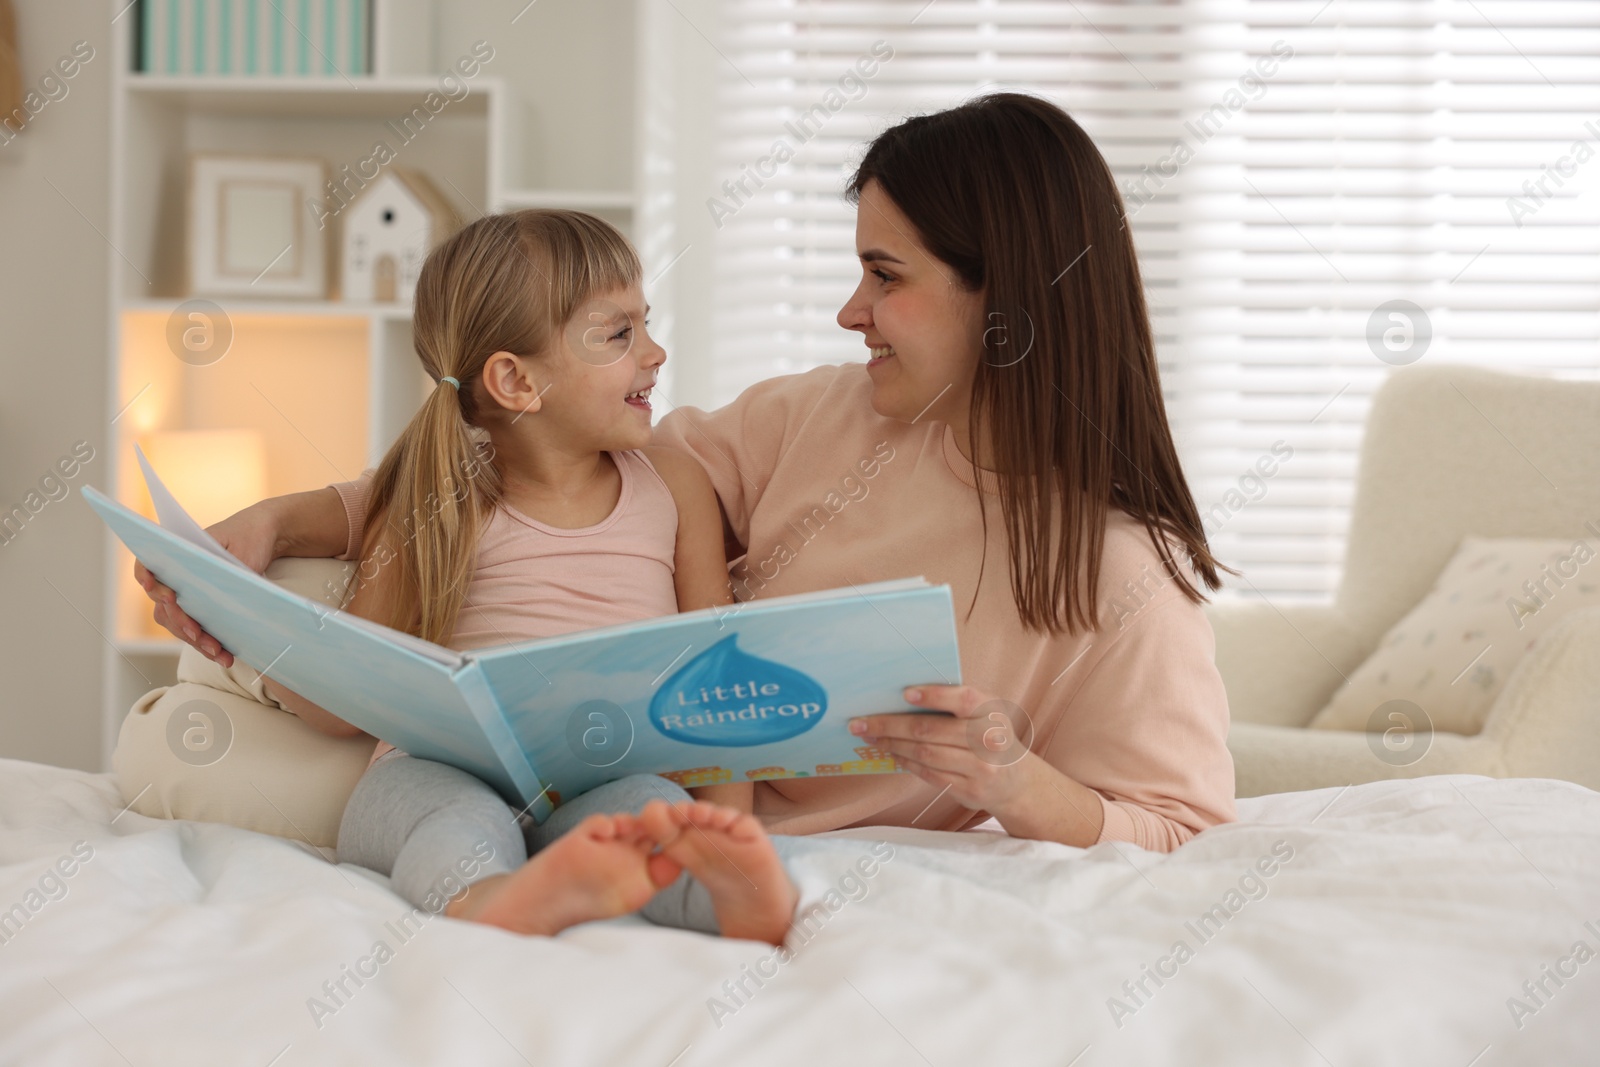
139,93,1235,852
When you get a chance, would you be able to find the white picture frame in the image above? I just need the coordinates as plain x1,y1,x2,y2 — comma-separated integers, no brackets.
187,155,328,299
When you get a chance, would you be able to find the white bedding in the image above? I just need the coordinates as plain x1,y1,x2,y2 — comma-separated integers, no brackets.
1,759,1596,1066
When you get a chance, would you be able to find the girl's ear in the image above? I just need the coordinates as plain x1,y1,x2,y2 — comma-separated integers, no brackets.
481,350,543,415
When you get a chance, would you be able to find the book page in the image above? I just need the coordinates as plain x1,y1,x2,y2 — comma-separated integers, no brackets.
134,444,240,564
131,445,461,669
87,484,515,797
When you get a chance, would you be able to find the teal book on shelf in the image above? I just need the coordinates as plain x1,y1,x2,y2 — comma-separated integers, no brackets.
139,0,369,77
85,449,962,823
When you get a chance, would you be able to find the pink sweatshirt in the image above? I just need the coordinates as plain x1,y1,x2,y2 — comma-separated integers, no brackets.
333,364,1235,850
650,364,1234,850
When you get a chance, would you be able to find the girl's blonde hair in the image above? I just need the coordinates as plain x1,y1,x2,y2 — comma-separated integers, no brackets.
358,209,642,645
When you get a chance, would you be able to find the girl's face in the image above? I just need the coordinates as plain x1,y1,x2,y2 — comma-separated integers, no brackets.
484,282,665,455
555,284,664,453
836,180,984,429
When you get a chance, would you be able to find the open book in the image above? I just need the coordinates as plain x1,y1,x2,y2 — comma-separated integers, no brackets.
84,449,963,822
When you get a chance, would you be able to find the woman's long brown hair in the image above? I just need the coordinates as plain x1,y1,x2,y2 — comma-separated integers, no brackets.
847,92,1226,635
359,209,641,646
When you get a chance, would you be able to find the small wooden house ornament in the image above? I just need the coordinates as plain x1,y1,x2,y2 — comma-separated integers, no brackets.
340,168,460,304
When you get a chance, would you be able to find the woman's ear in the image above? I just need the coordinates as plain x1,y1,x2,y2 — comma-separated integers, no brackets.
480,351,543,416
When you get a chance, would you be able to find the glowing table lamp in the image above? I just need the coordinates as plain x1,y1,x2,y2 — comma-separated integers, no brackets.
138,429,268,529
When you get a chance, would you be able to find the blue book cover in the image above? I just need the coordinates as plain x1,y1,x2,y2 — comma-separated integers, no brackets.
84,453,962,822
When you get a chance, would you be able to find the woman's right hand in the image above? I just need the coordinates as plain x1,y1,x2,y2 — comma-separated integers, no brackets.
134,501,283,667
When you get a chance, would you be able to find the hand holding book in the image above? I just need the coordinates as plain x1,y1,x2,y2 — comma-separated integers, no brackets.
134,484,354,668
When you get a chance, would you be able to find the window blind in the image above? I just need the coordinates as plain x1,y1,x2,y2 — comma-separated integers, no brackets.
700,0,1600,600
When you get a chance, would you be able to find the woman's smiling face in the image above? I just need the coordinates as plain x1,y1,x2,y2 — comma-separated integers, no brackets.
836,180,984,430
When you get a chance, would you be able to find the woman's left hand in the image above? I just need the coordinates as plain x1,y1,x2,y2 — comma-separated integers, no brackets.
849,684,1041,816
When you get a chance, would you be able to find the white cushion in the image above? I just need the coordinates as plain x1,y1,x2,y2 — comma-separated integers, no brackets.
1309,536,1600,736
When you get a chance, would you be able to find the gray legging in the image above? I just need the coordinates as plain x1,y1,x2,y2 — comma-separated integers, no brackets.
336,755,804,934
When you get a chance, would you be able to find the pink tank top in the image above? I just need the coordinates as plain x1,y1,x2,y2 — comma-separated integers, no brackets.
369,450,679,764
449,449,680,651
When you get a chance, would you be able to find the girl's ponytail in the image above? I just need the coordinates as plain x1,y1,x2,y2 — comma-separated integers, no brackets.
355,209,640,647
363,369,498,646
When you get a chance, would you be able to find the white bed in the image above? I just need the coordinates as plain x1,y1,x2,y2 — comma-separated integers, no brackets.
1,758,1595,1066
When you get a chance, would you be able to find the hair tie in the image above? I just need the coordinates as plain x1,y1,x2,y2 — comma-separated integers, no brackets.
439,376,460,390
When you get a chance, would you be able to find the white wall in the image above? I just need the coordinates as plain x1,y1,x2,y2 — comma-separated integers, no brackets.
632,0,719,414
0,2,112,770
432,0,636,193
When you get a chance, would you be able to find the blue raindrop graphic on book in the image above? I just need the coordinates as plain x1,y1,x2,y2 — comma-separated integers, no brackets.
650,635,828,747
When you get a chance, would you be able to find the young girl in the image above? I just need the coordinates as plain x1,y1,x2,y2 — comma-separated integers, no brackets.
147,93,1236,859
251,210,797,944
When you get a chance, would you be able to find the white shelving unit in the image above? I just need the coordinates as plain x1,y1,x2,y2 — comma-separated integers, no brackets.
498,189,635,210
98,0,645,759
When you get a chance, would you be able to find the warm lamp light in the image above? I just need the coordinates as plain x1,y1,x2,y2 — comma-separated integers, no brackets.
138,430,268,528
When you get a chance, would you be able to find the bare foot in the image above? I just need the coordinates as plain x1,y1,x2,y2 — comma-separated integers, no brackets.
446,812,683,937
640,799,798,945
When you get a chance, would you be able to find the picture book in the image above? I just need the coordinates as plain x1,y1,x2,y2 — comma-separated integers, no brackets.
83,449,963,822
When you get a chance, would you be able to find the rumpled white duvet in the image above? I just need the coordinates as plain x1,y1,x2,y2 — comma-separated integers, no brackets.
1,759,1596,1066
